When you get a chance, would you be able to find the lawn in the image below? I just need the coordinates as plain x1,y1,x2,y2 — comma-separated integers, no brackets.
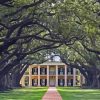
57,87,100,100
0,87,48,100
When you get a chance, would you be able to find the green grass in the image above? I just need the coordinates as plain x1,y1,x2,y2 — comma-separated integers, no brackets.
0,87,48,100
57,87,100,100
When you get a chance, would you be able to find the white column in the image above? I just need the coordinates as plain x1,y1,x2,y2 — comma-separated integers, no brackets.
38,65,40,86
64,65,67,86
47,65,49,86
73,68,76,86
29,66,32,87
56,65,58,86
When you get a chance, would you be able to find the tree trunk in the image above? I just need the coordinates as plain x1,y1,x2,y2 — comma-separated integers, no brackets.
0,74,12,91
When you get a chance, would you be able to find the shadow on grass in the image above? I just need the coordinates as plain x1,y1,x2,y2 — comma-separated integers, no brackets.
57,87,100,100
0,87,48,100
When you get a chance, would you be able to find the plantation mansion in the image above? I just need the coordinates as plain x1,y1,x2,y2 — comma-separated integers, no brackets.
21,61,85,87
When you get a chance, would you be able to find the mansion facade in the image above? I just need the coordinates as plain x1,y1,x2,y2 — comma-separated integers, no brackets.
21,62,85,87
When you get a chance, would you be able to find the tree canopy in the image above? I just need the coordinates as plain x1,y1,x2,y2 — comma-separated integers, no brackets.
0,0,100,90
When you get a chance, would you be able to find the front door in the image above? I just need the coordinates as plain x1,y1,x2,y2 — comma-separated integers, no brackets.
49,76,55,86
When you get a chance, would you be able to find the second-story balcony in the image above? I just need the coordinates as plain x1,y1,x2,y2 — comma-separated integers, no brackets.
59,71,64,75
32,67,38,75
67,72,72,75
41,72,46,75
58,68,64,75
40,68,47,75
49,71,56,75
33,72,38,75
67,68,73,75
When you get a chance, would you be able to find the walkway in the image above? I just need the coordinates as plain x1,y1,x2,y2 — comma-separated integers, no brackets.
42,87,62,100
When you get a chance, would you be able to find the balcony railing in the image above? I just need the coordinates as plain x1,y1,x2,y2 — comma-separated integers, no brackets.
67,72,73,75
41,72,46,75
59,72,64,75
49,71,56,75
32,72,38,75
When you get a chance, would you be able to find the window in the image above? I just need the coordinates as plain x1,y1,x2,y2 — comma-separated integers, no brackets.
32,68,37,75
32,79,37,86
40,68,46,75
67,68,73,75
40,79,46,86
58,79,64,86
67,79,73,86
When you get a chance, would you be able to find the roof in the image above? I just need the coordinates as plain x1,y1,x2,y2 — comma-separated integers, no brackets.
33,61,66,66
